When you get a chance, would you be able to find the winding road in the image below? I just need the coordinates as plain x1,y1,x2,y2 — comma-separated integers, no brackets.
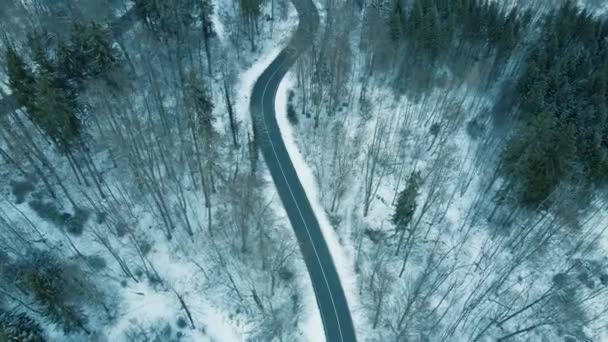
249,1,357,342
0,3,357,340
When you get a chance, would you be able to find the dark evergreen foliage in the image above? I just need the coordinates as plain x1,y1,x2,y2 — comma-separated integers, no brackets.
4,19,120,154
30,69,80,152
22,251,91,334
27,271,89,334
58,21,119,84
0,311,46,342
133,0,213,40
504,1,608,205
381,0,529,92
380,0,608,207
0,251,96,335
4,47,35,106
134,0,188,36
239,0,261,20
503,112,577,204
392,171,421,230
185,71,216,140
26,30,56,75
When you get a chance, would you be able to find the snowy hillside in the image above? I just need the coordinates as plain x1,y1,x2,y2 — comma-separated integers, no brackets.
0,0,322,341
2,0,608,341
284,0,608,340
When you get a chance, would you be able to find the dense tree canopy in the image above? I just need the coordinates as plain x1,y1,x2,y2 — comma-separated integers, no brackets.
31,70,81,152
133,0,213,40
503,112,577,204
59,21,119,83
504,0,608,205
382,1,608,206
380,0,530,91
0,311,45,342
5,46,35,106
4,19,119,153
1,251,95,335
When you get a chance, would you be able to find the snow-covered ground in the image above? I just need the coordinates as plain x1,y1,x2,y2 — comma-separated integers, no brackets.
4,0,608,341
0,0,328,341
275,72,367,341
285,15,608,339
228,4,327,341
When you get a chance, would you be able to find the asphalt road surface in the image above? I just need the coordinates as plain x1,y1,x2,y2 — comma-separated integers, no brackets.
0,3,358,340
249,1,357,342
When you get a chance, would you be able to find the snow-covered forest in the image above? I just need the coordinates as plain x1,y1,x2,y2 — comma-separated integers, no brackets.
0,0,323,340
2,0,608,341
286,0,608,340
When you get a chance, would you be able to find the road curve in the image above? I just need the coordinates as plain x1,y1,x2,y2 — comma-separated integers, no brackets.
249,1,357,342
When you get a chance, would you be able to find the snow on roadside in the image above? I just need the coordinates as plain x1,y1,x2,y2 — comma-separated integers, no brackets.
233,54,328,342
299,298,325,342
229,5,326,341
234,46,283,126
260,170,326,342
232,3,298,131
275,73,367,341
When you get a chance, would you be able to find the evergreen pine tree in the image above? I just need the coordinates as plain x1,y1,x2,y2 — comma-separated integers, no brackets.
392,172,421,229
0,311,45,342
22,252,91,335
60,21,118,82
31,70,80,152
504,112,577,204
186,71,216,140
5,47,35,107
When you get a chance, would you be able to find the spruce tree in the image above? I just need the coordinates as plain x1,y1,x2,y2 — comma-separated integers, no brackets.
504,1,608,205
21,252,91,335
27,272,89,334
186,71,215,140
503,112,577,205
0,311,45,342
60,21,118,82
30,70,80,153
133,0,195,39
5,47,35,107
392,172,421,229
